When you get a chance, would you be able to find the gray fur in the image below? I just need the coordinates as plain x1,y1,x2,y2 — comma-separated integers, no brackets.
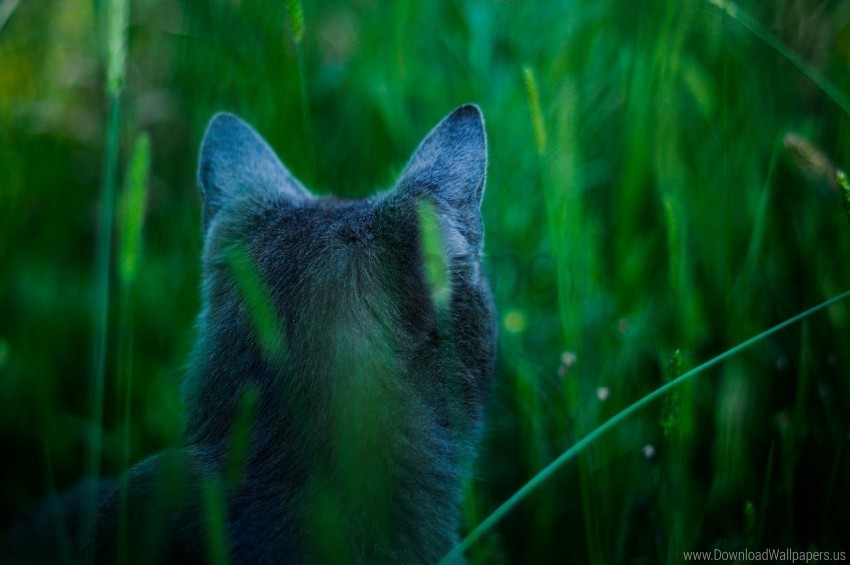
1,105,496,564
198,113,312,231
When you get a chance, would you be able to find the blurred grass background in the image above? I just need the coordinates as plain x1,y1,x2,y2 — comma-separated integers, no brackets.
2,0,850,562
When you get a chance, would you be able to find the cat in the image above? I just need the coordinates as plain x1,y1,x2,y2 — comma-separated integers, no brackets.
2,104,496,564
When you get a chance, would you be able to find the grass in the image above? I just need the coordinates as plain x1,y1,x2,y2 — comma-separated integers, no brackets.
1,0,850,563
442,288,850,563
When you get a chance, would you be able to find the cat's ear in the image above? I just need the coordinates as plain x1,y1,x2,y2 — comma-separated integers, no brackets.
198,113,311,232
395,104,487,247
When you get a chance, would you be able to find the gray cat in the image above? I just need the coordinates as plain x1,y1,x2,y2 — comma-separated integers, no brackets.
2,105,496,564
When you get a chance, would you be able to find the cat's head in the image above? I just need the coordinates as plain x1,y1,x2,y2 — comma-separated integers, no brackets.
187,106,496,458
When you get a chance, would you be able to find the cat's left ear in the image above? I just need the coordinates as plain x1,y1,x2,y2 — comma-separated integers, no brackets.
198,113,311,233
395,104,487,248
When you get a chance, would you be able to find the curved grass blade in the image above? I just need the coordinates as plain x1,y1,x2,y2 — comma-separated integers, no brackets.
441,289,850,563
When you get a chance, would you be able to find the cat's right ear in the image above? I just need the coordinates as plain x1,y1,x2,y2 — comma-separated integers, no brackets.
198,113,311,232
394,105,487,249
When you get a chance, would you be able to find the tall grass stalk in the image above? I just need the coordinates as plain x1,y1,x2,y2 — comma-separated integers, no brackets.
440,289,850,563
86,0,128,557
520,65,565,555
523,63,605,564
522,66,547,155
522,65,579,356
116,133,150,564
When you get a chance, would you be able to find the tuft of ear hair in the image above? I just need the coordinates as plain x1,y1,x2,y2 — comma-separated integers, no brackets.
395,104,487,248
198,113,312,232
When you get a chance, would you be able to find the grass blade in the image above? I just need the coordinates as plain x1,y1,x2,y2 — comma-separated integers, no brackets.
837,170,850,225
522,65,547,156
118,134,150,285
0,0,20,34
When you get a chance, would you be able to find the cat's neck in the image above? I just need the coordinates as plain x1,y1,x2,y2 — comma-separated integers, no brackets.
254,359,463,562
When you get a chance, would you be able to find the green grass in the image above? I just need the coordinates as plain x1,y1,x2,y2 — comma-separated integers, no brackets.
2,0,850,563
442,289,850,563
